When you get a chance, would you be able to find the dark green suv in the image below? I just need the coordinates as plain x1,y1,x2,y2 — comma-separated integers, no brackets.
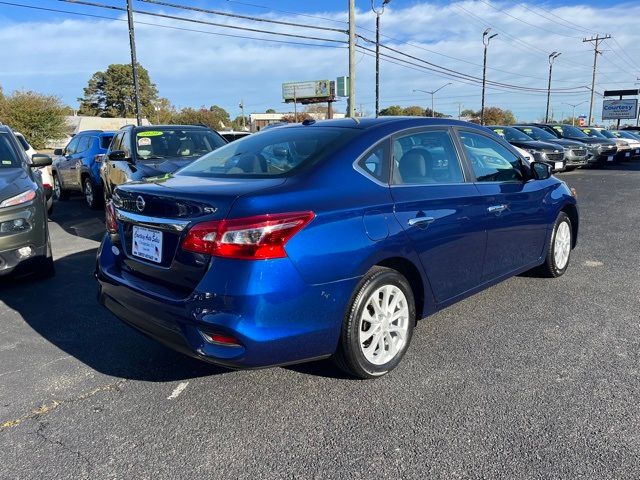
0,124,55,278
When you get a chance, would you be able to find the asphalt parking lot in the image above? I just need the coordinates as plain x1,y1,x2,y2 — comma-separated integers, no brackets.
1,162,639,479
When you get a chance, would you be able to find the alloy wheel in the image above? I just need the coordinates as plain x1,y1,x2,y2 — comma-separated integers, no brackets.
84,180,94,207
554,221,571,270
358,285,409,365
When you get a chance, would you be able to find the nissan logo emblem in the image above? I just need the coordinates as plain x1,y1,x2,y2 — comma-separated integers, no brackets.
135,196,145,212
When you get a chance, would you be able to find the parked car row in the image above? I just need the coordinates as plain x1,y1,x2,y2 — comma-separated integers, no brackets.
15,117,640,378
486,123,640,172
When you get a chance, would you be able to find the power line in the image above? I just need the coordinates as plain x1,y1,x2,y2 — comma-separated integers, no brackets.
516,3,594,35
476,0,581,40
58,0,345,43
0,1,346,48
224,0,349,27
136,0,346,34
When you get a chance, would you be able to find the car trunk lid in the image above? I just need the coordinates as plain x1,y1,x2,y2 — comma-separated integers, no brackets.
112,175,285,296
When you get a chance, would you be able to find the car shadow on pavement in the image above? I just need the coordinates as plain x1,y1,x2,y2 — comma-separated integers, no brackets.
0,249,227,382
49,197,108,243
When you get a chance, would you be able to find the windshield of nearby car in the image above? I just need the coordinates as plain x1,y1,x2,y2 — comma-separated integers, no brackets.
177,127,357,178
489,126,532,142
614,131,639,140
552,125,588,138
15,134,30,151
100,135,114,149
597,129,615,139
134,128,226,161
515,126,557,141
0,133,21,168
580,128,607,139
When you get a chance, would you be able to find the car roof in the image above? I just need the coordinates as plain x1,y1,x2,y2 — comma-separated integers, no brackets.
76,130,116,136
274,117,485,132
120,124,212,131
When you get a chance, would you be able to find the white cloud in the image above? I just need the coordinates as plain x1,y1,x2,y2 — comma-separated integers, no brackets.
0,1,638,122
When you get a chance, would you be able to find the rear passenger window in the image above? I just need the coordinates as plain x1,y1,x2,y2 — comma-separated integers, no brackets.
392,130,464,185
358,141,389,183
459,131,523,183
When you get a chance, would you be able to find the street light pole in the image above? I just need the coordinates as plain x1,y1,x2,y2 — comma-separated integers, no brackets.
413,83,452,117
563,101,587,126
481,28,498,126
239,100,246,130
371,0,391,118
545,52,561,123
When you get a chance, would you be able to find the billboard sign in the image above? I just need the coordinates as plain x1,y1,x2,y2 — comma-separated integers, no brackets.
282,80,331,101
578,115,587,126
602,99,638,120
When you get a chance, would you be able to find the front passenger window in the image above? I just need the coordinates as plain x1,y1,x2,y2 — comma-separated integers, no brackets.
459,131,524,183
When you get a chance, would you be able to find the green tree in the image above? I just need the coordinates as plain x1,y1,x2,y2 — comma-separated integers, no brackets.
0,90,67,149
460,109,477,119
265,108,276,113
402,105,425,116
78,63,158,118
231,115,249,130
151,97,176,124
379,105,404,116
171,106,230,130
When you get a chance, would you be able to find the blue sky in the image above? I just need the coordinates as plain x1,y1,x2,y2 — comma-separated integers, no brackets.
1,1,638,123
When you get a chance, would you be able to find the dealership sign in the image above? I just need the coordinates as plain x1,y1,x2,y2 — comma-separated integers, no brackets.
282,80,331,100
602,99,638,120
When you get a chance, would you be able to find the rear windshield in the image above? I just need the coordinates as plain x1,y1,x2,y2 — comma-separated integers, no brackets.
100,135,114,149
135,129,226,161
515,126,557,142
580,128,606,139
177,127,357,178
489,127,532,142
0,133,21,168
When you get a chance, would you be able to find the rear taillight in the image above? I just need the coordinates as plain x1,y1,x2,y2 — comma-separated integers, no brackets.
105,201,118,233
182,211,314,260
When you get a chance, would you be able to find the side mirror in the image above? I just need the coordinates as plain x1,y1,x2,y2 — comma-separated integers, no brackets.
531,161,551,180
30,154,53,168
108,150,131,162
53,148,63,156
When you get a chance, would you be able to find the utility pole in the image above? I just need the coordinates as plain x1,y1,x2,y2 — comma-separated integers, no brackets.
481,28,498,126
371,0,391,118
126,0,142,126
348,0,356,118
545,52,561,123
583,34,610,126
637,78,640,126
239,100,246,130
413,83,452,117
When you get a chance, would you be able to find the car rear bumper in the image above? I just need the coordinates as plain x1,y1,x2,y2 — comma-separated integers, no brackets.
96,235,357,369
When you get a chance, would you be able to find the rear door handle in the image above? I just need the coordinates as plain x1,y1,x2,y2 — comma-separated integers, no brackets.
408,216,435,227
487,204,507,214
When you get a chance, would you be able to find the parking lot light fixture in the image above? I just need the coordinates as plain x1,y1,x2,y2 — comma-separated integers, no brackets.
481,28,498,126
545,52,562,123
563,101,588,126
372,0,391,118
413,83,452,117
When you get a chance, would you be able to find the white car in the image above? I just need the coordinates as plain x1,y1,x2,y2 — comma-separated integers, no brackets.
15,132,53,214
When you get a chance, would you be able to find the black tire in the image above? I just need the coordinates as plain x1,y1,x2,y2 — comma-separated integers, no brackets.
539,212,572,278
564,166,577,172
83,177,102,210
333,266,416,379
53,174,69,201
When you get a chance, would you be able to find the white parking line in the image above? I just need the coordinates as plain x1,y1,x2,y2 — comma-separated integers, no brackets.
167,381,189,400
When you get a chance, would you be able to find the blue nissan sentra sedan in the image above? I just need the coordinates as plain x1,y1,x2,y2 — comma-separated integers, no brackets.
96,118,578,379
